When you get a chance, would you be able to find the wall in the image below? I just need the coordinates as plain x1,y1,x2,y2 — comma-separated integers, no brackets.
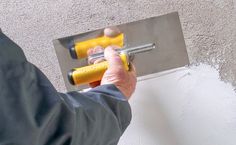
0,0,236,144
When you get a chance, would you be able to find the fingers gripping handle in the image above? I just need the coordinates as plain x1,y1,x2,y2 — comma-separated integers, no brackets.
68,53,129,85
69,33,124,59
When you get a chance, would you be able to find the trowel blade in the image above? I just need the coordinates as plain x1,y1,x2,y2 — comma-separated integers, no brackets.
119,12,189,77
53,12,189,91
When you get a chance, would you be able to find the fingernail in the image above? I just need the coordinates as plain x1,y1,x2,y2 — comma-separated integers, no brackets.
94,47,104,53
87,49,93,55
106,46,115,52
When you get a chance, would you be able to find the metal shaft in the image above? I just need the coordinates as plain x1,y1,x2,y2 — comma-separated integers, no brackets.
88,43,156,63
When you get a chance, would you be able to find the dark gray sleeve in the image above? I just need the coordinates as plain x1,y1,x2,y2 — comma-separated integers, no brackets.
0,30,131,145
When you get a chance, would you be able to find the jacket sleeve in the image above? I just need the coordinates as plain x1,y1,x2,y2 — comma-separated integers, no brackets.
0,30,131,145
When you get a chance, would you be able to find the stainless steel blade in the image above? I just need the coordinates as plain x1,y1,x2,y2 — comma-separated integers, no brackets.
53,12,189,91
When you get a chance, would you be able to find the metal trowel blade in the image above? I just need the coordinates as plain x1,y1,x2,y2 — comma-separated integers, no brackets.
118,12,189,78
53,12,189,91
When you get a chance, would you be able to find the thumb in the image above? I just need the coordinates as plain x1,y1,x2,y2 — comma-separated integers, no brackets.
104,46,124,69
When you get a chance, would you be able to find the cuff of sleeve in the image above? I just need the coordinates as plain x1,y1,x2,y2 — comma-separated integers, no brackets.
85,84,132,132
89,84,128,101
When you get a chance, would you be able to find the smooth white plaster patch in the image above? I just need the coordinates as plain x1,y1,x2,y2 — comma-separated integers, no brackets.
119,64,236,145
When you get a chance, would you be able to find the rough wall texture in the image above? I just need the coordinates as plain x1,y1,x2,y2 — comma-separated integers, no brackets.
0,0,236,91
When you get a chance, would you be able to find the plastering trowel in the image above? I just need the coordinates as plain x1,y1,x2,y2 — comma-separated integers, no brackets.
53,12,189,91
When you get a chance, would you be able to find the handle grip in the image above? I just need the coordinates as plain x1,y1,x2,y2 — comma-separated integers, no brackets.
69,33,124,59
68,53,129,86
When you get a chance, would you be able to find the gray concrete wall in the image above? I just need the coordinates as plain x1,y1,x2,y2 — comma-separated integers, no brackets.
0,0,236,91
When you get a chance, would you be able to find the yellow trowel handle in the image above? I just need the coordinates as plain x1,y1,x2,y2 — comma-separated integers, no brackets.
69,33,124,59
68,53,129,85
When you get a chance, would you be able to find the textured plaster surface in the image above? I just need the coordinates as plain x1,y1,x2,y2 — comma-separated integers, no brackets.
0,0,236,91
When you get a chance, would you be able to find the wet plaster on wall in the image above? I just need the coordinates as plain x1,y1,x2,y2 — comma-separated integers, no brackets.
119,64,236,145
0,0,236,91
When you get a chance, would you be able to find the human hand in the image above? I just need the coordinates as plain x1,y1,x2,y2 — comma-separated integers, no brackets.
87,27,137,99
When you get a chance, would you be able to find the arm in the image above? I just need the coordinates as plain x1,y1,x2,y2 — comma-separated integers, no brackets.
0,30,133,145
63,85,131,145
